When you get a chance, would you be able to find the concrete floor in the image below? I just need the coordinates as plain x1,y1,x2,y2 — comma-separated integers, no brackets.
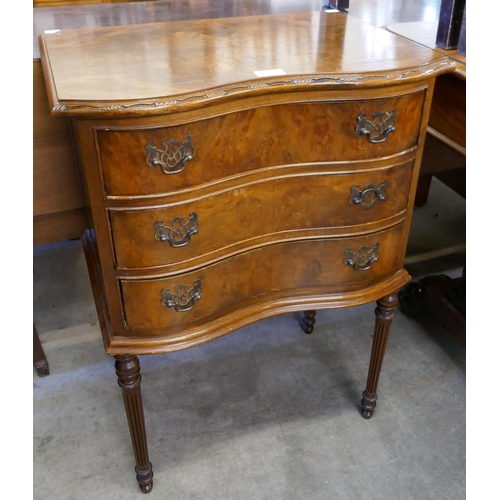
33,178,465,499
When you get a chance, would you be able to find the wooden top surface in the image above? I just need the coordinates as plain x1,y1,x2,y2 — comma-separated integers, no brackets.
33,0,444,60
33,0,320,60
39,11,454,117
386,21,465,78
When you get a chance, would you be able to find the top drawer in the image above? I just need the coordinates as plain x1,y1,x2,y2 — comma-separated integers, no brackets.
97,92,424,198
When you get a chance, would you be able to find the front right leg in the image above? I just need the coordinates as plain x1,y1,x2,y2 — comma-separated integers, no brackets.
114,354,154,493
361,293,398,419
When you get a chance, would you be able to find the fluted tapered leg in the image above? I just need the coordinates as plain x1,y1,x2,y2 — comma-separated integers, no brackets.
301,310,317,334
361,293,398,419
115,355,153,493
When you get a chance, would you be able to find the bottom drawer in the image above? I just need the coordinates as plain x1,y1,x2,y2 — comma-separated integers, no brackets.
120,223,406,332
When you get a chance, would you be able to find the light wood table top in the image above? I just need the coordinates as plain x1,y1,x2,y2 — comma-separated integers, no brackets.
386,21,465,79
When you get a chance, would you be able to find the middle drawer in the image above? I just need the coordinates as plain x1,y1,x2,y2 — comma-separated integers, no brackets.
109,162,412,271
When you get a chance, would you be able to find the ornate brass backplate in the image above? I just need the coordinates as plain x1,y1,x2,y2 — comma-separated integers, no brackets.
145,135,195,174
154,212,199,247
355,110,396,143
349,180,387,209
160,280,203,312
344,243,380,271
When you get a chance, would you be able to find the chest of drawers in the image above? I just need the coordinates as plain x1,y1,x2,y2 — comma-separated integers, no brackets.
39,10,455,492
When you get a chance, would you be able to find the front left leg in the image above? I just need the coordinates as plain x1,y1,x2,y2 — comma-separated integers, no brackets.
361,293,398,419
114,355,154,493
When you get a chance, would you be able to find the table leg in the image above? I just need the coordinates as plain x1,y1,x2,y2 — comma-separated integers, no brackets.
361,293,398,419
33,324,50,377
414,173,433,206
301,310,316,334
114,355,154,493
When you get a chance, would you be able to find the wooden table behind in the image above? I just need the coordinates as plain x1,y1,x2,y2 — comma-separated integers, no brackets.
386,20,465,206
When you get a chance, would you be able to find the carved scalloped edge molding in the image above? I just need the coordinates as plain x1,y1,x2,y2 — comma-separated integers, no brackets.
52,59,455,117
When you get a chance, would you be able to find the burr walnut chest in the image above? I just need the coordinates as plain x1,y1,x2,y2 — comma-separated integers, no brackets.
39,10,455,493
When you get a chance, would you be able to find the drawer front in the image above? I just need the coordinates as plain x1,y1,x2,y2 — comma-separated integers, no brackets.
110,162,412,270
120,223,405,331
98,92,424,197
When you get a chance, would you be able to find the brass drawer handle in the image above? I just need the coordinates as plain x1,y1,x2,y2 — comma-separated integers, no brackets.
154,212,199,247
160,279,202,312
344,243,379,271
355,110,396,143
145,135,195,174
349,180,387,209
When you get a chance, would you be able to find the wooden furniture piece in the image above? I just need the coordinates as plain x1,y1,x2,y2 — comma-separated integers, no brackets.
33,59,88,245
39,10,454,492
387,21,466,346
386,21,466,205
399,270,465,346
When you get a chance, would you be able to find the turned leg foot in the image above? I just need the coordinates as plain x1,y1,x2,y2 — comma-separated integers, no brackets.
136,463,154,493
361,293,397,419
301,310,316,334
115,355,154,493
360,390,378,419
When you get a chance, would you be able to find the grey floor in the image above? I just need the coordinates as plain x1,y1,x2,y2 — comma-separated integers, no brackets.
33,178,466,500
